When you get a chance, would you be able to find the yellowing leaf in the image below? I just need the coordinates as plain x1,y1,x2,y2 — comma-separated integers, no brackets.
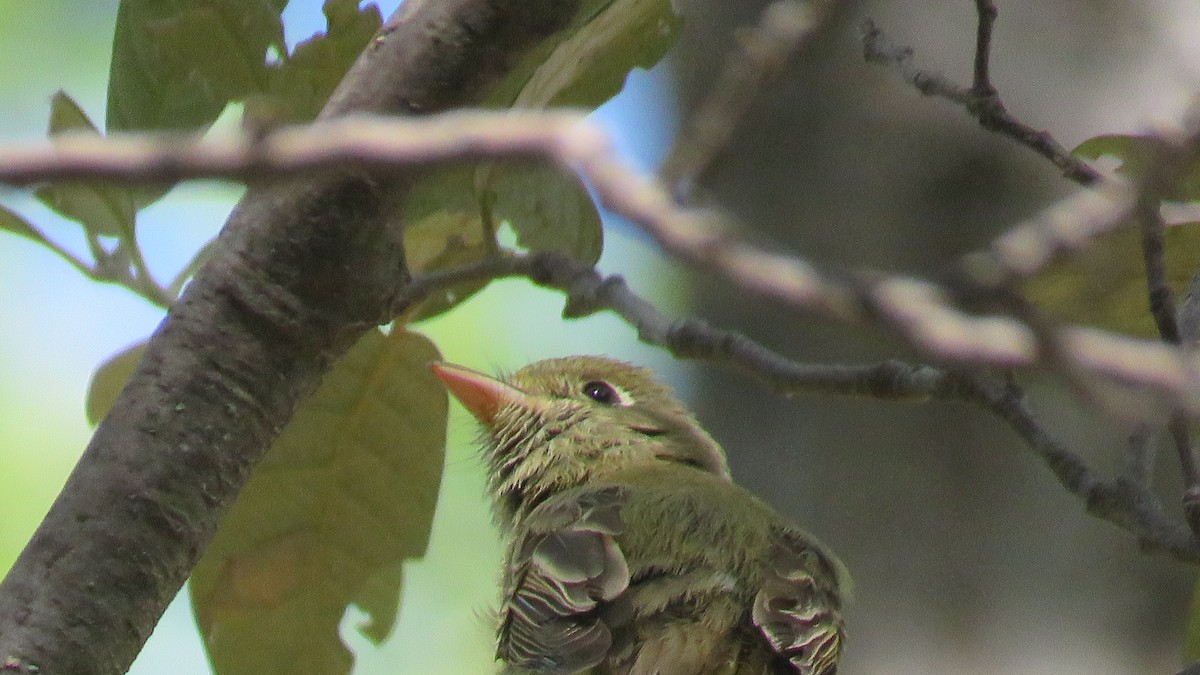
85,341,147,425
1023,222,1200,337
190,327,447,675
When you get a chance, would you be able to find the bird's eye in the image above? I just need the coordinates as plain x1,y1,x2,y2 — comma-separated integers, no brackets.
582,380,621,405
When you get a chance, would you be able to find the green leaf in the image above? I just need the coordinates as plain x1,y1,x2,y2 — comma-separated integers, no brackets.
190,328,447,675
1073,134,1200,202
107,0,287,133
481,162,603,264
483,0,681,109
401,167,495,321
402,0,675,319
85,342,147,425
1023,221,1200,337
35,183,136,240
0,206,45,245
400,0,678,318
261,0,382,124
48,89,100,134
37,92,139,239
401,160,603,322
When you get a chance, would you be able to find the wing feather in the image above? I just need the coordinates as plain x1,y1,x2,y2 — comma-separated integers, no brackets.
752,528,845,674
499,485,631,674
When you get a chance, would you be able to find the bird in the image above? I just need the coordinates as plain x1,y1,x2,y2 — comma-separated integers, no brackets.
430,355,846,675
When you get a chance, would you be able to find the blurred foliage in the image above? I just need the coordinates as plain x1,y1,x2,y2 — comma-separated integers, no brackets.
401,0,684,319
1021,134,1200,337
1074,134,1200,202
1073,132,1200,666
1022,221,1200,337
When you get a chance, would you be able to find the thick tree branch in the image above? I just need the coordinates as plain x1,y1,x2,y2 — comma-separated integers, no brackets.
0,2,583,674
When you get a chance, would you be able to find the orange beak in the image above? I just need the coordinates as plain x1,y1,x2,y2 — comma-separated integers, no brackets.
429,362,536,427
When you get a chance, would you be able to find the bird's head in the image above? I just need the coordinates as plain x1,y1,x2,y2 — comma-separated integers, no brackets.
431,356,730,523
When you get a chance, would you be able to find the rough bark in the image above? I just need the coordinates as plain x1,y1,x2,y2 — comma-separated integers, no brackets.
0,1,579,673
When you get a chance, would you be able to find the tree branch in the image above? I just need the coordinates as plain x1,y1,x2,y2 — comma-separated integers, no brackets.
403,251,1200,563
860,2,1200,559
860,11,1101,186
859,1,1200,565
0,1,584,674
2,116,1198,406
1130,116,1200,537
0,113,589,185
3,19,1200,582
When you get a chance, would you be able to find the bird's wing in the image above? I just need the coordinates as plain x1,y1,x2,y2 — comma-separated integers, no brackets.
751,527,845,675
499,484,631,674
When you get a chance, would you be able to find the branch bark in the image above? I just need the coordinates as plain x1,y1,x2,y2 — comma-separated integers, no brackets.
2,117,1199,406
0,1,580,673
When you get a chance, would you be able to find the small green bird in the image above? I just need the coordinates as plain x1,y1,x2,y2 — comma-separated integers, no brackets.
431,356,846,675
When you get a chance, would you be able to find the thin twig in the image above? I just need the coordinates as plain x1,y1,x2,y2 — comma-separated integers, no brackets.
405,251,1200,563
1140,196,1200,521
860,13,1101,185
0,113,590,185
1131,120,1200,536
24,226,96,279
14,216,173,308
659,0,828,200
863,1,1200,549
121,237,172,307
963,373,1199,561
962,183,1131,287
953,277,1134,416
408,253,946,399
970,0,998,95
5,106,1196,561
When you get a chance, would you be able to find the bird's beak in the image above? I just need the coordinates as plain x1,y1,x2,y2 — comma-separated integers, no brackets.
429,362,538,427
